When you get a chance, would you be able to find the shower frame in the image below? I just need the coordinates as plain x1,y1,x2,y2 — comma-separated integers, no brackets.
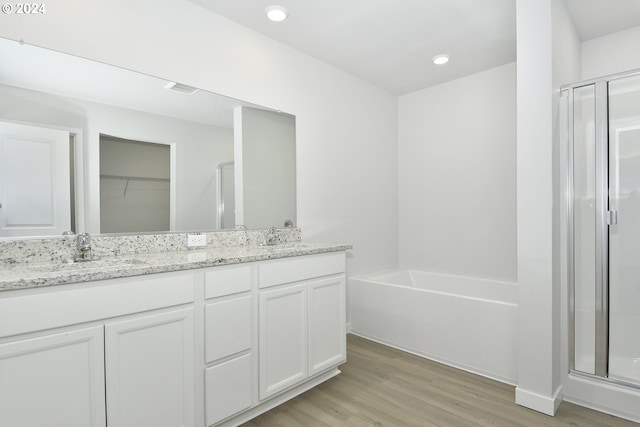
563,68,640,390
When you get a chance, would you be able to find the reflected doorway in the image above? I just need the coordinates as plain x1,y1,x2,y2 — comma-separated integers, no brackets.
99,135,170,233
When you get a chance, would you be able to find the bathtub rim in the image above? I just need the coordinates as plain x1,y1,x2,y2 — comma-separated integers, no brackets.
350,268,518,306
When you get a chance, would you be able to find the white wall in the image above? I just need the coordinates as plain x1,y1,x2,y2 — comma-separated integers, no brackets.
0,0,398,276
235,107,296,229
398,63,516,281
582,26,640,81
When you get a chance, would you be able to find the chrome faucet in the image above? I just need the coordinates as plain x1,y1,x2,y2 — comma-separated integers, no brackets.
261,227,280,246
74,233,97,262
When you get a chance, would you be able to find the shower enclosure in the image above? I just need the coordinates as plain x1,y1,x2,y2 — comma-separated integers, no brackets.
565,71,640,388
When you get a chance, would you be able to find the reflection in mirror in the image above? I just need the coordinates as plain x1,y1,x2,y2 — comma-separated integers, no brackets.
0,121,74,237
234,107,296,229
0,37,296,238
217,161,235,230
100,135,171,233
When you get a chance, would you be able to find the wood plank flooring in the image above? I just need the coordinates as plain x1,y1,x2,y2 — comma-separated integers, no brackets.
242,334,639,427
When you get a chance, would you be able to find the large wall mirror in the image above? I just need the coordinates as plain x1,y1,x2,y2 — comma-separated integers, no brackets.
0,37,296,238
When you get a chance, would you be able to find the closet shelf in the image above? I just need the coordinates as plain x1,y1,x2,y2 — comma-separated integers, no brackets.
100,174,169,183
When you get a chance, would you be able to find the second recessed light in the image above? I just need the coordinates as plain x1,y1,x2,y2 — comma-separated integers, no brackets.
265,5,289,22
432,54,450,65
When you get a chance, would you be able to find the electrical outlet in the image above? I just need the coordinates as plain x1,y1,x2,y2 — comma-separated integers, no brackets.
187,234,207,247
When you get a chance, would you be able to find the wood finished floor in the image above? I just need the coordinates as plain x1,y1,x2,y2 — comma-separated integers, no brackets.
242,334,639,427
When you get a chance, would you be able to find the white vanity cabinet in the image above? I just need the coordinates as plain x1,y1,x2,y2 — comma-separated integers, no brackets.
203,265,254,427
0,271,196,427
258,253,346,401
0,248,348,427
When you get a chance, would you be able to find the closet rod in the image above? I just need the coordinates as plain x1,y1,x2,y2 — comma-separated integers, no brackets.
100,174,169,183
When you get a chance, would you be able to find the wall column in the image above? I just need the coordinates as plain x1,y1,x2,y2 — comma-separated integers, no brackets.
515,0,563,415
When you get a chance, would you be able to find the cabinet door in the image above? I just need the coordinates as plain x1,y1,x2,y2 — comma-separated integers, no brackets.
205,353,252,426
259,283,307,400
105,308,195,427
0,326,106,427
308,276,347,375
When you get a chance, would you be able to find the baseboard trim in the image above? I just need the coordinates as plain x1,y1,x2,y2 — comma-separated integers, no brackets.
515,384,563,416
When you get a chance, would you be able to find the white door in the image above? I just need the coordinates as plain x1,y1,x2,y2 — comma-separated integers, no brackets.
259,283,307,400
105,308,195,427
0,326,106,427
308,276,346,375
0,121,71,237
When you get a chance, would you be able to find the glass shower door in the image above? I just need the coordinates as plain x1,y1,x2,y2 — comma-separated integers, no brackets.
608,75,640,385
569,73,640,387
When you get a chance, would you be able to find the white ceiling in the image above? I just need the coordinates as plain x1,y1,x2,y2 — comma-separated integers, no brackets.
190,0,640,95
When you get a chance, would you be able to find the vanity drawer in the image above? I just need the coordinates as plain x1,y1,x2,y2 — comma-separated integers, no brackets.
204,265,252,299
205,353,252,425
258,253,345,289
204,295,252,363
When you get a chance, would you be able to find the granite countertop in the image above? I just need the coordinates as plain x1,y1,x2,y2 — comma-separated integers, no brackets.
0,242,352,292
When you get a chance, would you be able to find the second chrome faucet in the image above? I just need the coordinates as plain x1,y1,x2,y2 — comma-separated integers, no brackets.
74,233,99,262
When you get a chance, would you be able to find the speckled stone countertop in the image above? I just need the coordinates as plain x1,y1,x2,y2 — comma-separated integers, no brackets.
0,229,351,292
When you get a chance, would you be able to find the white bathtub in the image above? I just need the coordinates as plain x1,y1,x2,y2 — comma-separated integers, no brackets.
349,269,518,384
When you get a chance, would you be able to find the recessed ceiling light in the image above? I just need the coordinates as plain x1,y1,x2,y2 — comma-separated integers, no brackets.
265,5,288,22
432,54,450,65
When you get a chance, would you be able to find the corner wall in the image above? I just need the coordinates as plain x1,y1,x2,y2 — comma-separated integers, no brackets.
515,0,559,415
515,0,581,416
398,63,517,281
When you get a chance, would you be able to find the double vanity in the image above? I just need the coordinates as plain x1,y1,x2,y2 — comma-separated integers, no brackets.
0,229,350,427
0,35,345,427
0,35,348,427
